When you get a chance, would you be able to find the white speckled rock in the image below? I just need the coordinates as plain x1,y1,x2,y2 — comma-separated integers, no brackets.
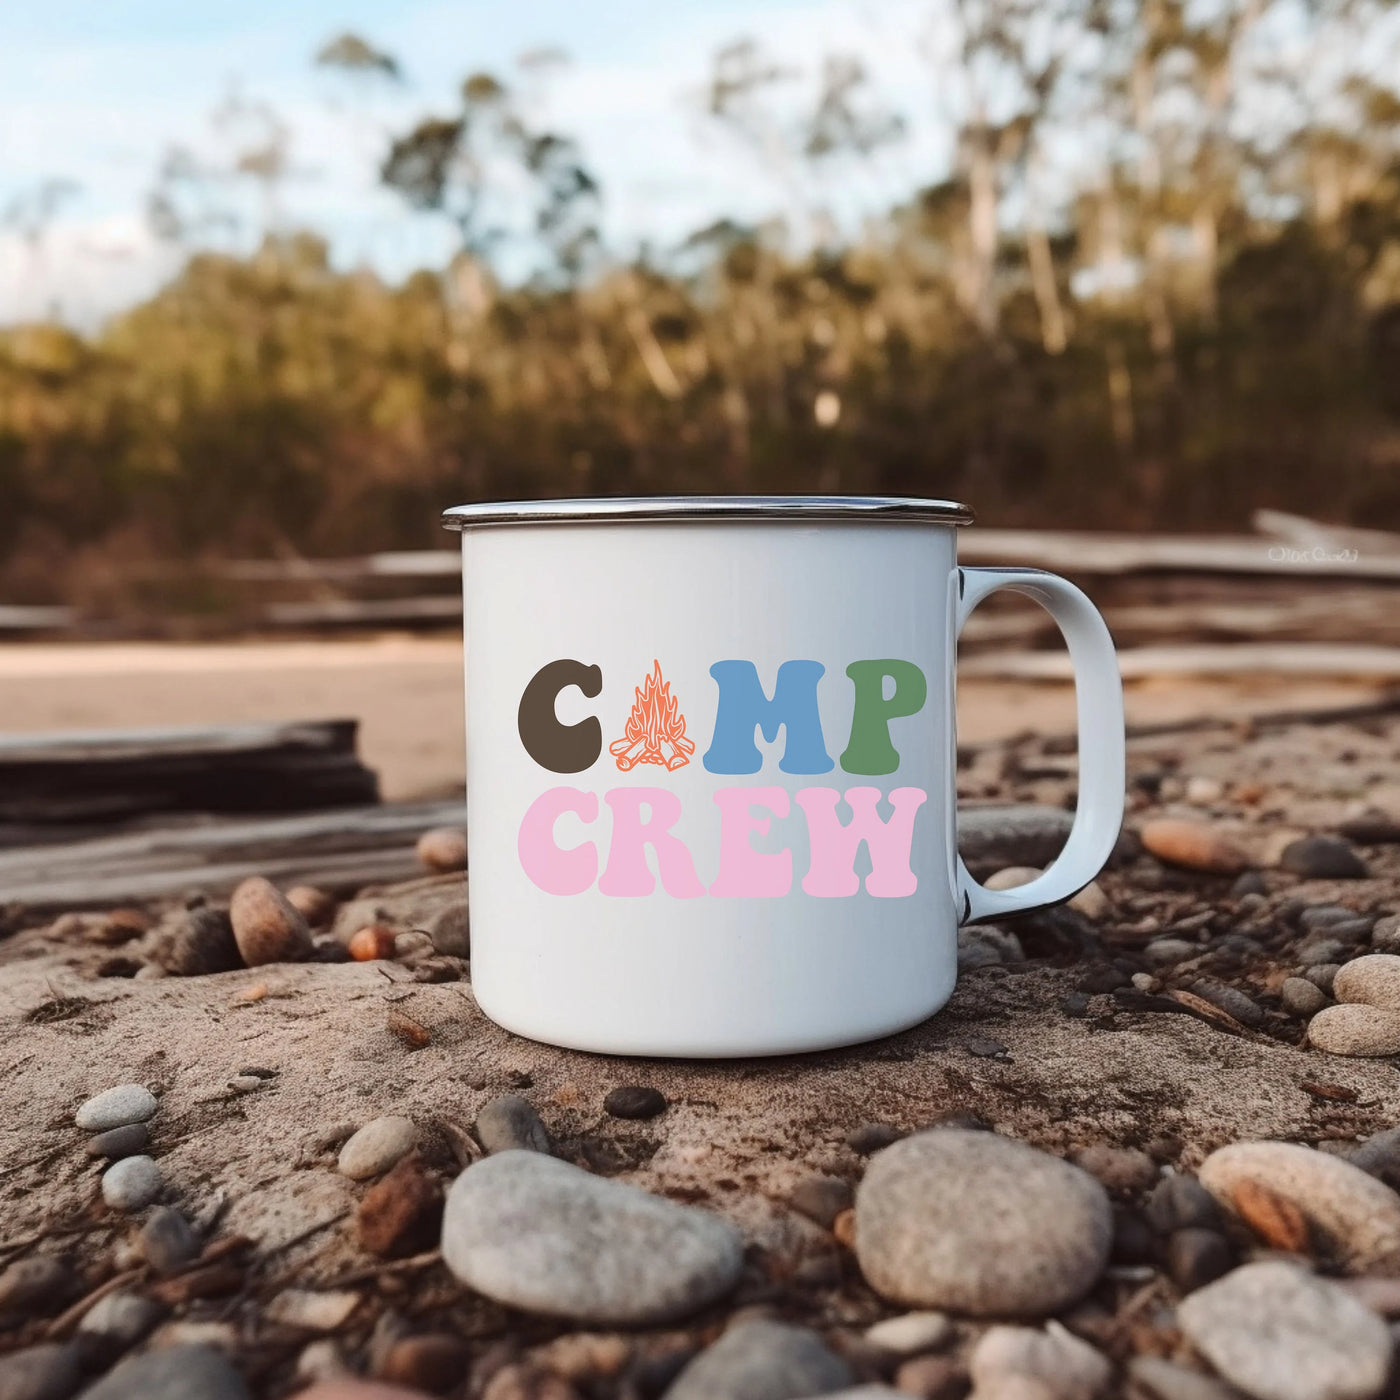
336,1116,416,1180
969,1323,1112,1400
863,1312,952,1356
1308,1004,1400,1058
75,1085,158,1132
100,1155,163,1212
79,1290,164,1345
442,1150,744,1324
1198,1140,1400,1272
1334,955,1400,1011
662,1320,853,1400
853,1130,1112,1317
1178,1262,1391,1400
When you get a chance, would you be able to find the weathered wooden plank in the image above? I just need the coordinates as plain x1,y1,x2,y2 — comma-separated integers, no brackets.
265,597,462,627
959,642,1400,680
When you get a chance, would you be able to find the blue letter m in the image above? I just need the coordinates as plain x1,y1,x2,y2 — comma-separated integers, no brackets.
703,660,834,774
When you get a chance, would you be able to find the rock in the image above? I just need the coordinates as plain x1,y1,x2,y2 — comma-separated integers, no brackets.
296,1383,432,1400
1198,1141,1400,1271
476,1095,552,1155
1299,938,1350,968
295,1340,353,1384
1372,915,1400,954
84,1124,149,1161
100,1156,162,1211
265,1290,362,1330
377,1333,471,1393
1146,1175,1224,1234
441,1150,744,1324
79,1291,164,1345
1178,1261,1391,1400
1281,978,1329,1017
864,1312,952,1356
1072,1144,1158,1195
338,1117,417,1181
1231,871,1269,897
1300,905,1367,932
0,1256,71,1314
1307,964,1342,994
357,1158,444,1258
1348,1127,1400,1190
347,925,398,962
661,1320,853,1400
425,901,470,958
789,1176,854,1229
1308,1004,1400,1057
846,1123,906,1154
417,827,467,872
1185,775,1225,804
1334,955,1400,1010
957,926,1024,971
286,885,338,927
1190,981,1266,1028
984,866,1042,890
1140,820,1250,875
78,1344,250,1400
892,1354,968,1400
602,1085,668,1120
138,1207,198,1275
958,806,1075,869
1167,1229,1234,1292
1145,938,1199,967
1279,836,1370,880
227,1075,265,1095
0,1343,83,1400
75,1085,158,1133
1127,1356,1245,1400
969,1323,1112,1400
853,1129,1112,1317
1068,882,1110,920
228,876,313,967
153,907,241,977
1340,1276,1400,1316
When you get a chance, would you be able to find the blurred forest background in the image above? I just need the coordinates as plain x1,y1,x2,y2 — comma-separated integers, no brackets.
3,0,1400,617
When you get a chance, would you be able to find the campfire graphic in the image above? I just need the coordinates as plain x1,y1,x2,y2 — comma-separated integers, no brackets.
609,660,696,771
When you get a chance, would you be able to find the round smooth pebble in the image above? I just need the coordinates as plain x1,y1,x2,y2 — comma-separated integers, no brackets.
1307,964,1342,994
75,1085,157,1133
425,901,469,958
347,925,397,962
100,1156,163,1212
1145,938,1198,967
1333,955,1400,1009
789,1175,855,1229
1146,1175,1223,1234
864,1312,952,1356
139,1207,199,1275
228,876,313,967
853,1129,1112,1316
984,866,1041,890
603,1085,667,1119
1140,819,1250,875
1371,914,1400,954
0,1255,71,1313
85,1123,150,1160
1167,1229,1233,1292
1279,836,1370,880
1072,1144,1158,1194
475,1094,551,1154
441,1149,745,1324
1068,881,1109,920
1178,1261,1391,1400
970,1323,1111,1400
286,885,338,927
0,1343,84,1400
154,907,242,976
1308,1004,1400,1057
1128,1355,1253,1400
337,1117,416,1181
416,827,467,873
79,1290,164,1345
1198,1140,1400,1271
1348,1127,1400,1190
1281,978,1329,1017
297,1385,432,1400
356,1158,443,1259
661,1319,852,1400
376,1333,471,1392
79,1343,250,1400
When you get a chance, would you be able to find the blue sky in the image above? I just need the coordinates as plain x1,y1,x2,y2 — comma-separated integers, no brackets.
0,0,946,325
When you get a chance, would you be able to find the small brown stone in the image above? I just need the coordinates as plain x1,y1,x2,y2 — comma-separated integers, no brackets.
93,908,152,945
1073,1144,1158,1195
832,1208,857,1249
287,885,339,927
1140,819,1250,875
349,925,398,962
481,1363,581,1400
417,827,467,873
356,1159,444,1258
788,1175,854,1229
893,1353,969,1400
1229,1178,1312,1254
378,1334,471,1395
0,1254,72,1313
229,876,313,967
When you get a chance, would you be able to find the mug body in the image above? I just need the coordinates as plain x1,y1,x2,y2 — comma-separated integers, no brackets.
458,507,967,1057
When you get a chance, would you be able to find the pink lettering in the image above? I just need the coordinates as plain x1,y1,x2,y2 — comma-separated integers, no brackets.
795,786,927,897
598,787,705,898
518,787,599,895
710,786,792,897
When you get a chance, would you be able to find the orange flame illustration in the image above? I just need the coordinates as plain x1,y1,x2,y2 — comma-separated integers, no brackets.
609,660,695,772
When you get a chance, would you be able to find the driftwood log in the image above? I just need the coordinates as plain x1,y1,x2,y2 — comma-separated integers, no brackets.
0,719,379,826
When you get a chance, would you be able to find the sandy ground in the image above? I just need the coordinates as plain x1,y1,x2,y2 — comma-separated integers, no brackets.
0,637,1389,800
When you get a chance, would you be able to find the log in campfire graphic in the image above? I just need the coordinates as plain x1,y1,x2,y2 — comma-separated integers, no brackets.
609,660,696,771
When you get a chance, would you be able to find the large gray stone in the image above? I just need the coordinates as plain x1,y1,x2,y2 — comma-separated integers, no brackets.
958,806,1075,869
662,1320,853,1400
75,1086,157,1133
440,1150,744,1324
78,1345,249,1399
1178,1262,1391,1400
854,1130,1112,1317
0,1343,83,1400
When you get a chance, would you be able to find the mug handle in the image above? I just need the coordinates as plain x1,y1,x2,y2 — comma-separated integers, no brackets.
954,565,1125,925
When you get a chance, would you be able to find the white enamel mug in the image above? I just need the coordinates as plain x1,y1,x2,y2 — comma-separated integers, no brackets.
443,496,1124,1058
